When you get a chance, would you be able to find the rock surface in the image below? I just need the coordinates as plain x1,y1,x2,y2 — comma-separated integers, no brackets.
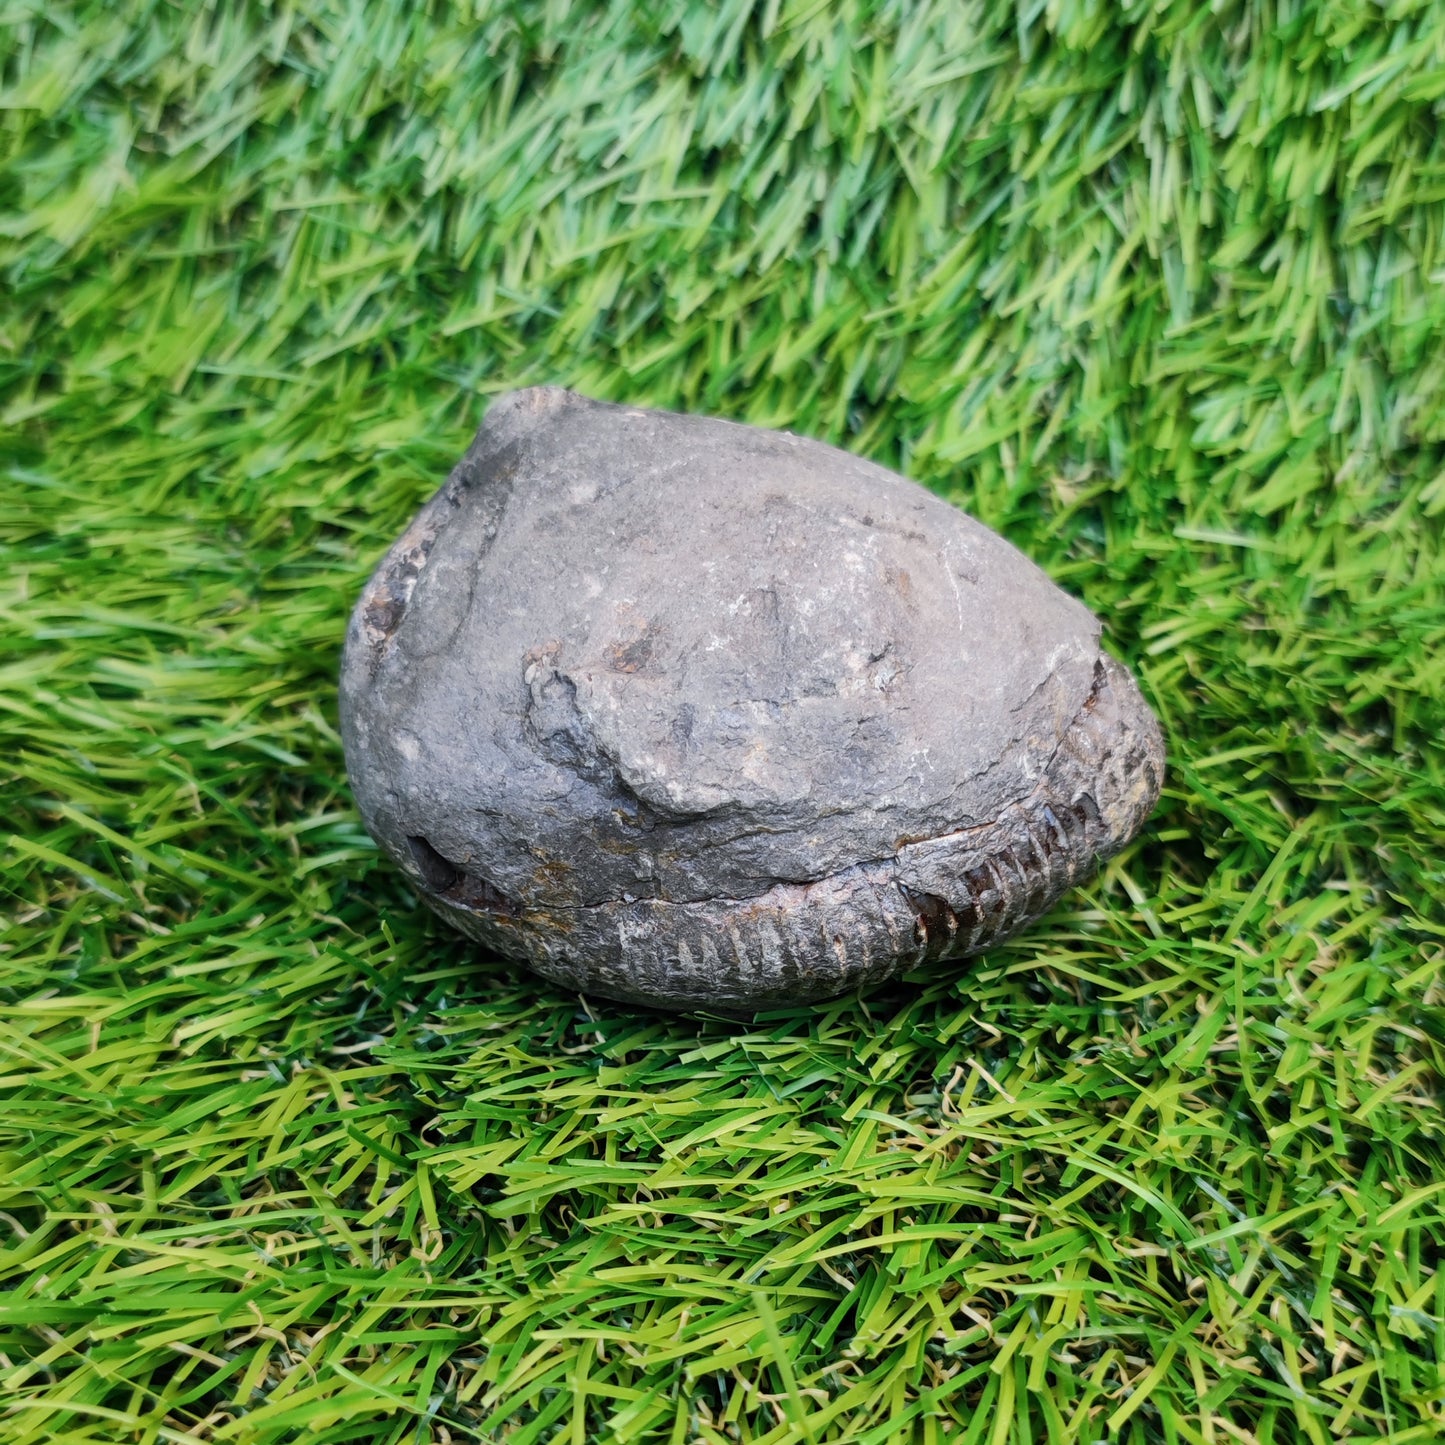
340,387,1165,1009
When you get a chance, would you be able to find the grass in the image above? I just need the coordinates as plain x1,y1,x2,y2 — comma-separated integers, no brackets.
2,0,1444,1440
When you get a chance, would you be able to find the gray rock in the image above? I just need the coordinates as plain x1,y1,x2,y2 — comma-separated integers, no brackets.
340,387,1164,1010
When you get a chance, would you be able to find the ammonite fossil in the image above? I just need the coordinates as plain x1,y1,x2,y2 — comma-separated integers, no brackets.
340,387,1164,1010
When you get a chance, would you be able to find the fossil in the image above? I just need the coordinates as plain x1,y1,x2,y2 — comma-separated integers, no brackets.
340,387,1164,1010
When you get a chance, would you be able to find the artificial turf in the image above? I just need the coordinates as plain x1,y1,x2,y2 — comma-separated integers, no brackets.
3,0,1444,1440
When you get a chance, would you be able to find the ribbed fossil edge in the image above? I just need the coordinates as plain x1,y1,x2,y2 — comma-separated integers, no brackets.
424,651,1165,1011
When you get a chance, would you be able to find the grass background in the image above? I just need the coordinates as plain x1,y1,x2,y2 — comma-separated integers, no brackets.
3,0,1444,1440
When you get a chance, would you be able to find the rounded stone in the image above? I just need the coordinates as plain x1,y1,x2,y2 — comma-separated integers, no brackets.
340,387,1165,1010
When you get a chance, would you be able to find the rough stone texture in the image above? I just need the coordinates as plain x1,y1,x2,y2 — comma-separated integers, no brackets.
340,387,1165,1010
